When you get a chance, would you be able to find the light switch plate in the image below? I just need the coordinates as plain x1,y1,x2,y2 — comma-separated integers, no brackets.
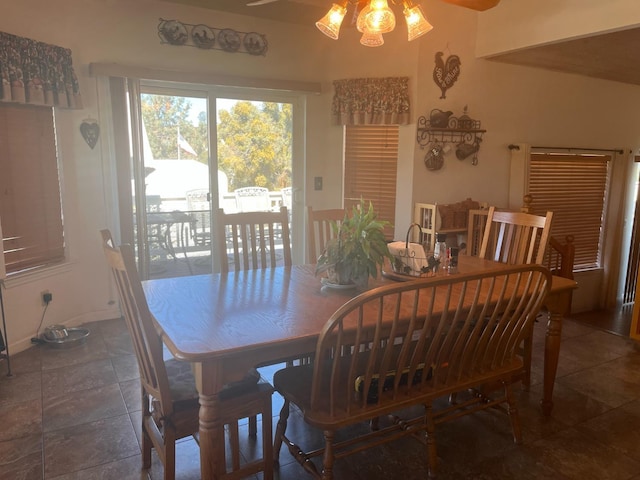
314,176,323,191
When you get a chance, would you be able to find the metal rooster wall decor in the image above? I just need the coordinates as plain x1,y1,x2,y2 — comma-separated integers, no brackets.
433,52,461,99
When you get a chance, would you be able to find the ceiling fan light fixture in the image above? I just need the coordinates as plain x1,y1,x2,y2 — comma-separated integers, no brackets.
316,3,348,40
404,4,433,41
363,0,396,34
360,31,385,47
318,0,438,45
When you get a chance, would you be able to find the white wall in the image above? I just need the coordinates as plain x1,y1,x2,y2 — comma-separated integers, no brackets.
2,0,640,353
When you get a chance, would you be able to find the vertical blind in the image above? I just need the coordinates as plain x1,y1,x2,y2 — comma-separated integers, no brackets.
344,125,398,239
0,103,64,274
528,152,610,270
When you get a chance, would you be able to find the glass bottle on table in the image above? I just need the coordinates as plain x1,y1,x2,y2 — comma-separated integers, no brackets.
433,233,448,273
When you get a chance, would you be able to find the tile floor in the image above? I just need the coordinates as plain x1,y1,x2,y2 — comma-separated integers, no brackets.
2,313,640,479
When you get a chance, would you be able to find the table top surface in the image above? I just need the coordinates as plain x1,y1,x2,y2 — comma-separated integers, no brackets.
144,256,577,364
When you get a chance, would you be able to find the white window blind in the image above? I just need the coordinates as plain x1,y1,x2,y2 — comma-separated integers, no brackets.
344,125,398,239
528,152,610,270
0,103,64,275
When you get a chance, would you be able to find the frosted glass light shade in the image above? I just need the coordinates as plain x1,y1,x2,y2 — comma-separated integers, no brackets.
404,5,433,41
316,4,347,40
363,0,396,34
356,5,370,33
360,32,384,47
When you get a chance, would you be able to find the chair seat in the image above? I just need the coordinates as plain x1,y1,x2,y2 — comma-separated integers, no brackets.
165,358,199,402
274,357,524,430
164,359,266,403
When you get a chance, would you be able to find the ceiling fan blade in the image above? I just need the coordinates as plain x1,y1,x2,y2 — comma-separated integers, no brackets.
440,0,501,11
247,0,279,6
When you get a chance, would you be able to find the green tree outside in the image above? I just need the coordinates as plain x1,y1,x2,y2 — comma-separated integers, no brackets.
141,95,292,191
141,95,199,160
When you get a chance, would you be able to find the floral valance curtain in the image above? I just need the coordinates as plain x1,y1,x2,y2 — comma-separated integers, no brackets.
0,31,82,109
331,77,410,126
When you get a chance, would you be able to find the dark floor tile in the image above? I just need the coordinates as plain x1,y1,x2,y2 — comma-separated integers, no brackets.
43,383,127,432
0,345,42,376
0,433,43,480
466,444,573,480
529,318,613,383
554,333,626,378
573,329,638,357
39,334,110,371
576,399,640,463
94,318,135,357
529,426,640,480
594,352,640,384
92,318,128,339
129,410,143,451
104,331,135,357
3,309,640,480
561,318,598,339
111,354,140,383
120,378,142,412
571,308,632,338
517,381,611,436
0,370,41,409
41,358,117,399
149,437,201,480
48,454,146,480
0,397,42,442
433,408,521,467
43,414,139,478
559,362,640,409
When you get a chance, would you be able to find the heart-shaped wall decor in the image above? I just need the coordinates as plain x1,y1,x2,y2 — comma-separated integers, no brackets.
80,120,100,149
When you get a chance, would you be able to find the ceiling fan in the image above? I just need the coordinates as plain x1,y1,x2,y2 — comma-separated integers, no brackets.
246,0,501,10
440,0,500,11
246,0,278,5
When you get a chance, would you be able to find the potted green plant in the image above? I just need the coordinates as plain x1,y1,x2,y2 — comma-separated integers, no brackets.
315,200,393,289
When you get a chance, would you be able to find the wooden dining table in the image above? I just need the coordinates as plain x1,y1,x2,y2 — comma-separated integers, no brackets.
143,255,577,480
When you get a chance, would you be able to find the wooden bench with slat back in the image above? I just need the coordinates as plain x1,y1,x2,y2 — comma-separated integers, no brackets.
273,264,552,479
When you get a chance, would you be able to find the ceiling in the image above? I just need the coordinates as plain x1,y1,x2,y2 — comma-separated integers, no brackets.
486,27,640,87
162,0,640,87
162,0,327,26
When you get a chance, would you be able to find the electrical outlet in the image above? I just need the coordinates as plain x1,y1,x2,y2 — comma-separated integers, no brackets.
42,291,53,306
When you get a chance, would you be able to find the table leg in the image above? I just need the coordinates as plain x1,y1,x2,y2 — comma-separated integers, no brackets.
542,309,561,416
195,362,225,480
541,290,571,416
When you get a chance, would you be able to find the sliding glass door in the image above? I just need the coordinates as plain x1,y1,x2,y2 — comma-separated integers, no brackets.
127,82,303,279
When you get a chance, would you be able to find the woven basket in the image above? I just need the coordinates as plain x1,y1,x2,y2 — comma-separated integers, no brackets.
388,224,432,277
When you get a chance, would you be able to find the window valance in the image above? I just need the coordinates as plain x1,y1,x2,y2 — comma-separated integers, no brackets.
0,31,82,109
331,77,410,126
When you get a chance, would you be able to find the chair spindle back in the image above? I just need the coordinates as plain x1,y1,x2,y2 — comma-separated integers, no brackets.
308,265,551,417
215,206,292,273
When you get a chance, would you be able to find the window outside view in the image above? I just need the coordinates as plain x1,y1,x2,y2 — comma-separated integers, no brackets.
137,94,293,278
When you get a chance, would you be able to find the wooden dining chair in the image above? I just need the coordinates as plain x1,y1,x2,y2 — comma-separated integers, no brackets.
215,206,311,371
100,229,274,480
477,206,554,388
215,206,292,273
272,264,551,479
307,206,345,263
479,206,554,265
